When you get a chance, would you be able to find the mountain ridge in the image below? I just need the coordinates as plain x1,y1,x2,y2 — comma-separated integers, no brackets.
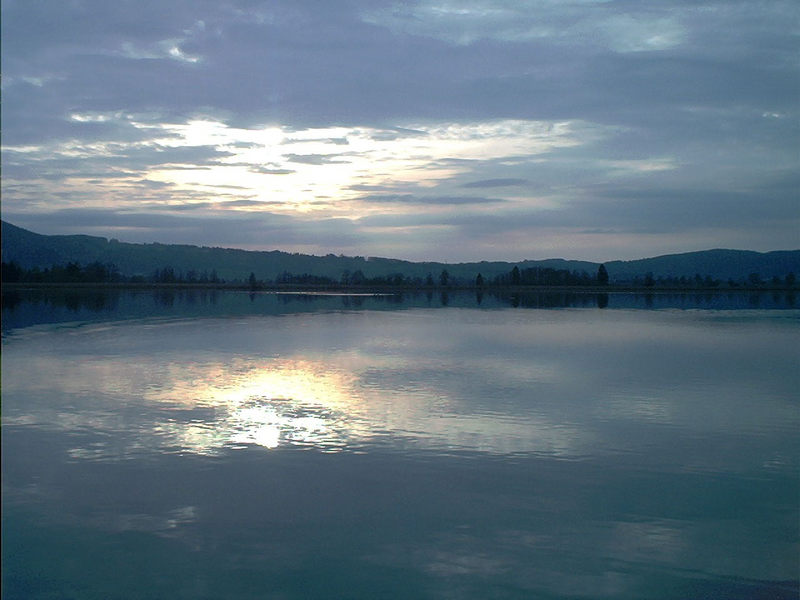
2,220,798,283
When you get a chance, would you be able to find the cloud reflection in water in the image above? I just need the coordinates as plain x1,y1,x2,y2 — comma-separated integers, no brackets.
2,304,798,597
3,308,797,470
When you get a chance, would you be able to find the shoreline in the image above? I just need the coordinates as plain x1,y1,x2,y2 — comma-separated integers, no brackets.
2,282,797,294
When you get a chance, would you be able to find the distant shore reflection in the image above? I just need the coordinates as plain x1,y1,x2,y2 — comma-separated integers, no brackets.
2,288,797,335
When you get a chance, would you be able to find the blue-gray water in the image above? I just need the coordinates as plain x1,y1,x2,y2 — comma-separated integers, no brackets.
2,289,799,599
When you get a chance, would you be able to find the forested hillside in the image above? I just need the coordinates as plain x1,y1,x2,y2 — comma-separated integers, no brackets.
2,221,798,286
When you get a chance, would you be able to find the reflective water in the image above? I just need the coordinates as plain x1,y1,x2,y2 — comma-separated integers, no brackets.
2,290,799,599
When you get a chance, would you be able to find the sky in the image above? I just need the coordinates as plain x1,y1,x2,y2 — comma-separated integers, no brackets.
1,0,798,262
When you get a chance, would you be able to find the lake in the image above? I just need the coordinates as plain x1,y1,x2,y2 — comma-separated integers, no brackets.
2,288,798,599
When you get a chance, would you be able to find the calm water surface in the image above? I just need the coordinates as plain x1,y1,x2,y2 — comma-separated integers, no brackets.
2,290,799,599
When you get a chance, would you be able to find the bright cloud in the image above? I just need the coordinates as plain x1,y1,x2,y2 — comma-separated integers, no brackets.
5,116,605,220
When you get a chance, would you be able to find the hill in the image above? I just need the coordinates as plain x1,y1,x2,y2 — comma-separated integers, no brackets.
0,221,598,283
2,221,798,284
606,249,800,283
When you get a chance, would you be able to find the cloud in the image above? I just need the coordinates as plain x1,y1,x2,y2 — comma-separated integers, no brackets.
361,1,690,53
460,178,528,188
367,127,429,141
284,153,352,165
357,194,507,206
248,166,296,175
2,0,798,261
348,184,395,192
282,136,349,146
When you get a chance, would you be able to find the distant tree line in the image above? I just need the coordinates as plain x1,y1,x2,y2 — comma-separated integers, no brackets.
1,261,222,285
151,266,220,284
1,261,123,284
2,260,796,290
279,269,447,287
491,265,600,287
619,271,796,289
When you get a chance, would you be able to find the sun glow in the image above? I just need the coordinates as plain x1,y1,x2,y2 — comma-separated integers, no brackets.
140,118,592,215
3,113,607,227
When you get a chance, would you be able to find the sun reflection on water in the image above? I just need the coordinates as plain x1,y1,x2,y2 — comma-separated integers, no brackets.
2,316,596,460
147,360,586,459
147,359,373,454
122,349,584,458
230,400,337,450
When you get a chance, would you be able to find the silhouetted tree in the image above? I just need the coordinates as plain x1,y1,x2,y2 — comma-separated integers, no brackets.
644,272,655,287
84,261,119,282
439,269,450,286
511,266,521,285
350,269,366,285
155,266,176,283
475,273,485,288
2,261,23,283
248,272,257,290
597,264,609,286
65,262,82,282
